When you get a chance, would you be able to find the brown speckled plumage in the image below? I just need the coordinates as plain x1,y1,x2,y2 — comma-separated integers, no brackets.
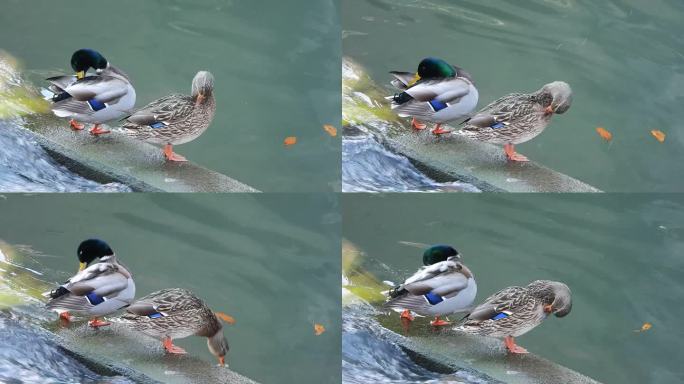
118,288,222,339
456,81,572,145
455,280,572,338
119,71,216,146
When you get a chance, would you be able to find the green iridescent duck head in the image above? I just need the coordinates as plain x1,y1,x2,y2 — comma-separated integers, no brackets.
70,49,108,79
76,238,114,271
422,244,460,266
417,57,456,79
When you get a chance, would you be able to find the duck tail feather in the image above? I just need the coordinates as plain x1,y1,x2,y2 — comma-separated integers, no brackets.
392,101,437,119
384,294,430,314
46,294,91,312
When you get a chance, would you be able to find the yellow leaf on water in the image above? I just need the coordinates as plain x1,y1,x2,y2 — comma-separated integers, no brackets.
215,312,236,324
634,322,652,332
314,323,325,336
323,124,337,137
284,136,297,146
650,130,666,143
596,127,612,141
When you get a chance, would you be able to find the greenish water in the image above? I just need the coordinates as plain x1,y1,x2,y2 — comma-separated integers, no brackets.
343,0,684,192
0,193,341,384
343,194,684,383
1,0,340,192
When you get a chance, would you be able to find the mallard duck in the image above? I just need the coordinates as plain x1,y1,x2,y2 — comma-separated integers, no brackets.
455,280,572,354
44,49,136,135
387,57,479,135
454,81,572,162
115,288,233,366
45,239,136,328
385,245,477,327
118,71,216,162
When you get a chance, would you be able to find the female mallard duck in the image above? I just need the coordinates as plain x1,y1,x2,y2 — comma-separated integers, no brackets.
115,288,233,366
454,81,572,162
45,239,136,328
44,49,136,135
388,57,479,135
455,280,572,354
118,71,216,162
385,245,477,327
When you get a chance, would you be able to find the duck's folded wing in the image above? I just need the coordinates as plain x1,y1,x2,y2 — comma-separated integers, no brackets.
61,263,126,297
74,274,128,297
390,79,472,119
403,260,458,285
465,286,526,321
122,94,193,128
405,78,470,103
385,272,469,313
125,302,159,317
50,98,94,117
461,93,522,129
126,288,200,315
45,275,126,312
45,263,127,312
403,271,468,297
45,293,91,312
46,75,77,92
62,76,129,102
389,71,415,90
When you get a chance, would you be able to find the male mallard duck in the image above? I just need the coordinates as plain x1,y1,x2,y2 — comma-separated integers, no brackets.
45,239,136,328
44,49,136,135
385,245,477,327
454,81,572,162
455,280,572,354
118,71,216,162
388,57,479,135
116,288,233,366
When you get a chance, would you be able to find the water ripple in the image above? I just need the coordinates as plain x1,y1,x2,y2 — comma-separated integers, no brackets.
342,135,480,192
0,119,131,192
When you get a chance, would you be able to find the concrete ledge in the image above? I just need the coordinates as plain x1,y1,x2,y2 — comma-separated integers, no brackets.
342,57,600,193
58,344,163,384
31,133,163,192
382,132,600,192
24,116,259,192
54,323,259,384
0,312,162,384
378,314,601,384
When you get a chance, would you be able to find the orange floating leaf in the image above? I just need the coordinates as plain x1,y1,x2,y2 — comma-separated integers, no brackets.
215,312,236,325
634,322,652,332
314,323,325,336
650,129,665,143
323,124,337,137
284,136,297,146
596,127,612,141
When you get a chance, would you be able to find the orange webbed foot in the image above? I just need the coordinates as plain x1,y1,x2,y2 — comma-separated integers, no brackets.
504,336,529,354
430,316,450,326
163,338,187,354
431,124,451,135
89,124,110,136
163,145,188,162
411,118,427,130
503,144,529,162
70,119,85,131
88,318,111,328
400,309,414,321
